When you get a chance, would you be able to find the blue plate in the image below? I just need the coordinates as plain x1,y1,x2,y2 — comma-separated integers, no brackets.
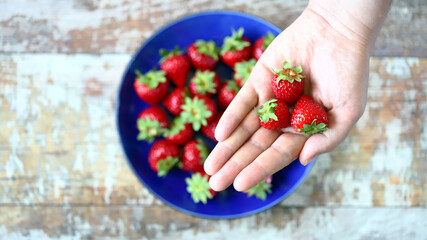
116,11,315,219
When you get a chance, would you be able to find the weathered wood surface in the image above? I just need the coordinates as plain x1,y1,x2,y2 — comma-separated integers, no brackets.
1,55,426,208
1,0,426,57
0,206,426,239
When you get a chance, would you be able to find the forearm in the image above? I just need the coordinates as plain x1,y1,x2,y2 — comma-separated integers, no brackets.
307,0,392,51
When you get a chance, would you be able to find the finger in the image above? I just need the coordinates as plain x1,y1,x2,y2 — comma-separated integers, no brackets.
298,108,358,165
233,133,308,192
204,110,260,176
215,62,274,142
208,128,281,191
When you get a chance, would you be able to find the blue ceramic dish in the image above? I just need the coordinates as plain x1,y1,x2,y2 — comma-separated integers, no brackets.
116,11,314,219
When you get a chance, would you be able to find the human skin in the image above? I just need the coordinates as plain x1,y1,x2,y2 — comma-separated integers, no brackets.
204,0,392,192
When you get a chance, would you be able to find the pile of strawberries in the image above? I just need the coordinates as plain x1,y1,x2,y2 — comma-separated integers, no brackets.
255,62,329,134
134,28,274,204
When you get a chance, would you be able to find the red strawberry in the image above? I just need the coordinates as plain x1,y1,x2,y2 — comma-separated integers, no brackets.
165,117,194,146
291,95,328,134
218,80,240,110
137,107,169,143
201,112,222,142
255,98,290,130
271,61,305,105
134,69,169,105
187,40,219,70
181,96,217,131
162,87,191,116
220,28,252,68
181,139,209,172
245,175,273,200
252,32,275,60
189,70,221,97
159,46,191,86
233,58,256,87
148,139,180,177
185,172,216,204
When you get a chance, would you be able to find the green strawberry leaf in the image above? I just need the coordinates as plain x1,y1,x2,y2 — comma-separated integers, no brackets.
136,117,166,143
185,172,213,204
245,180,272,200
274,61,305,85
225,80,240,92
157,156,179,177
191,70,218,95
255,99,279,123
262,32,276,50
164,117,186,137
180,96,212,131
194,40,219,60
298,119,328,135
234,59,256,86
159,46,184,63
220,28,251,55
135,69,167,89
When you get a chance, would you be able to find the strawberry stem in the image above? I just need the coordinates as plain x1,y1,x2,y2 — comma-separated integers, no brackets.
185,172,213,204
255,99,279,123
273,61,305,84
298,119,328,134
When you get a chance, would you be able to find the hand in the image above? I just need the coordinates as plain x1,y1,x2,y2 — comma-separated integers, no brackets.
204,1,390,192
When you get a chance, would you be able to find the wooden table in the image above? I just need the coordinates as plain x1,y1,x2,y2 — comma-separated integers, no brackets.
1,0,426,239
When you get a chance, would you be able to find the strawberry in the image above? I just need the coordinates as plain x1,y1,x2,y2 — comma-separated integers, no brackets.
136,107,169,143
189,70,221,97
164,117,194,146
187,40,220,70
218,80,240,110
148,139,180,177
162,87,191,116
159,46,191,86
185,172,216,204
181,96,217,131
252,32,275,60
134,69,169,105
255,98,290,130
201,112,222,142
234,58,256,87
271,61,305,105
181,139,209,172
291,95,328,134
220,28,252,68
245,175,273,200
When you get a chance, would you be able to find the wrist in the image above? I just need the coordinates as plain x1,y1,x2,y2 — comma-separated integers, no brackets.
306,0,391,51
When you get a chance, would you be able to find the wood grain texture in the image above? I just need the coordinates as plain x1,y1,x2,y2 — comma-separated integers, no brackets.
0,206,426,239
1,54,426,208
1,0,426,57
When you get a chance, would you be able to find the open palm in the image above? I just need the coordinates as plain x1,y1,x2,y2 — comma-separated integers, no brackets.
204,8,371,192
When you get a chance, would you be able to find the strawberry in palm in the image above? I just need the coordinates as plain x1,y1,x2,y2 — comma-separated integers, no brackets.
181,96,217,131
291,95,328,134
187,40,220,70
271,61,305,105
234,58,256,87
185,172,216,204
134,69,169,105
220,28,252,68
148,139,180,177
218,80,240,110
136,107,169,143
159,46,191,86
189,70,221,97
181,139,209,172
164,117,194,146
252,32,275,60
162,87,191,116
255,98,290,130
